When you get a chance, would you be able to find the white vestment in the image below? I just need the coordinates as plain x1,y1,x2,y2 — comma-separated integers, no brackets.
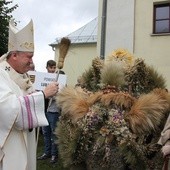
0,61,48,170
158,114,170,146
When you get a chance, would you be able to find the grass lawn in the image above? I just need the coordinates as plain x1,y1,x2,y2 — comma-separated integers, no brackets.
37,132,69,170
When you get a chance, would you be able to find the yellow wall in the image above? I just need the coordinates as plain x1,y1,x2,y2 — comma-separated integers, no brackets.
134,0,170,88
54,43,97,86
97,0,170,88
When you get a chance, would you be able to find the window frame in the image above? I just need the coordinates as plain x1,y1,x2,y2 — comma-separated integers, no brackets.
153,3,170,34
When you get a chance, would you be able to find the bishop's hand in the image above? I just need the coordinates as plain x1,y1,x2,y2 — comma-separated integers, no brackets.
43,82,59,98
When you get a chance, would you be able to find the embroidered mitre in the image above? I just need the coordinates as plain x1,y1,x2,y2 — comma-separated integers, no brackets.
8,19,34,52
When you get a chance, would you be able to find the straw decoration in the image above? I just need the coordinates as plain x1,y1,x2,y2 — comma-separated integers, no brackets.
57,37,71,69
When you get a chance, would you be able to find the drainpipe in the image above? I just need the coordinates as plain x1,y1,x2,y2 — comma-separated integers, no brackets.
100,0,107,60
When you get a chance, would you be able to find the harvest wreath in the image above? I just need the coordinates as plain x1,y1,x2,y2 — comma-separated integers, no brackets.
55,49,170,170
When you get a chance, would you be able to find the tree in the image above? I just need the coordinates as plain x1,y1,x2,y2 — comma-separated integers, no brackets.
0,0,18,56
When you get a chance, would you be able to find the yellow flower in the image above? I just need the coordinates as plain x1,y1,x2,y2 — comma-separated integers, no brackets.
105,48,134,66
100,127,110,136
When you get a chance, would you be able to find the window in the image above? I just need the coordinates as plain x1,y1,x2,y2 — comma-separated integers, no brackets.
153,3,170,34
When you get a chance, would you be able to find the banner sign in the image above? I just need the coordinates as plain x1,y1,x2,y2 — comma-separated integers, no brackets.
27,71,67,91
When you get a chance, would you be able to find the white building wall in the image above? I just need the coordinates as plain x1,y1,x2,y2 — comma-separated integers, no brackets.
134,0,170,88
97,0,170,89
97,0,135,56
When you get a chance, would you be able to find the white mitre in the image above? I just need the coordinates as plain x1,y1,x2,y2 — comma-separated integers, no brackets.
0,20,34,62
8,19,34,52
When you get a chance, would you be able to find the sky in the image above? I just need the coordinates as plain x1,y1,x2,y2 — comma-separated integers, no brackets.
11,0,99,72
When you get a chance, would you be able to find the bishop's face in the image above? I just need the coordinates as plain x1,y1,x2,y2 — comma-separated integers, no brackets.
8,51,34,74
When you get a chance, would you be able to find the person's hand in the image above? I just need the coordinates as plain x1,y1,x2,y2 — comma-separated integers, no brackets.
43,82,59,98
162,145,170,157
